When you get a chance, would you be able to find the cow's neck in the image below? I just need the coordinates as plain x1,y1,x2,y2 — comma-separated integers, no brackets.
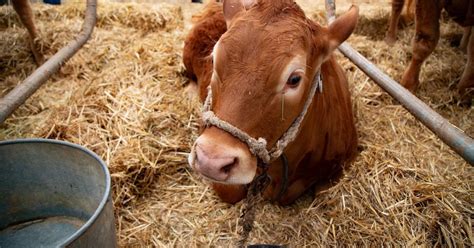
269,56,357,186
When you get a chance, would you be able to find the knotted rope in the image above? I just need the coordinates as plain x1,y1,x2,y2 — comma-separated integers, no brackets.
236,160,271,247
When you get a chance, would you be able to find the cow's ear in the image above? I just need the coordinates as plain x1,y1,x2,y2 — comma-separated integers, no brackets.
325,5,359,53
223,0,256,27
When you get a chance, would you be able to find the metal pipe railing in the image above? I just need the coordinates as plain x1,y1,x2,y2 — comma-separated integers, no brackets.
0,0,97,123
325,0,474,165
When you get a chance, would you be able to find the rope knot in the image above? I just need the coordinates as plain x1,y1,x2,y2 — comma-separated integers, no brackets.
250,138,270,164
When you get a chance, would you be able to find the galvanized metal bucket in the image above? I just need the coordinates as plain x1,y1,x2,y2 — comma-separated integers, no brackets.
0,139,116,247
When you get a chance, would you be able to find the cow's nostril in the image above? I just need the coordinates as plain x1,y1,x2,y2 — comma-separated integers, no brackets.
220,158,238,174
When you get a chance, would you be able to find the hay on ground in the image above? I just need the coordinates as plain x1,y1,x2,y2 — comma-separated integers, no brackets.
0,1,472,246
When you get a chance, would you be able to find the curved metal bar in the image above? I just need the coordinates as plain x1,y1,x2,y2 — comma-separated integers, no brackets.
0,0,97,123
325,0,474,165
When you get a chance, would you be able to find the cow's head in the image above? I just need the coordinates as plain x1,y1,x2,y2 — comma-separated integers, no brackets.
190,0,358,185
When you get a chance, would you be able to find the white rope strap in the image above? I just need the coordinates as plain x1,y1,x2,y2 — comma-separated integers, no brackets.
267,70,322,160
200,70,322,164
203,111,271,162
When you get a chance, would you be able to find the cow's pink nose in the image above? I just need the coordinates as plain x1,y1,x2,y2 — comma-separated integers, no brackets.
194,143,239,181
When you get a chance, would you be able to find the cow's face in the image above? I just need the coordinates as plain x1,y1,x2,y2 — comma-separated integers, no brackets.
190,0,358,185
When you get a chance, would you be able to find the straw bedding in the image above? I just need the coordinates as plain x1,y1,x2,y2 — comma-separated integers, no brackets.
0,0,472,246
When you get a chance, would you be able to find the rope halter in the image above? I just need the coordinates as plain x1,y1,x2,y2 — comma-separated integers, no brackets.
193,69,323,165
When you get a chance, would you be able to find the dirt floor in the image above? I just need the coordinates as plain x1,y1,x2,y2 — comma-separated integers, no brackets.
0,0,472,247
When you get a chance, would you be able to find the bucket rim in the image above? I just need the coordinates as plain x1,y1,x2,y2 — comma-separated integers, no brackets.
0,138,113,246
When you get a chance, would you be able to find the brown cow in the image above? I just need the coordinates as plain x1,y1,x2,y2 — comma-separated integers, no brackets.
11,0,44,65
184,0,359,205
400,0,473,102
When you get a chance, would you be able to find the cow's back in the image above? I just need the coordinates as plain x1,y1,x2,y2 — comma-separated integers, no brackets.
183,2,227,100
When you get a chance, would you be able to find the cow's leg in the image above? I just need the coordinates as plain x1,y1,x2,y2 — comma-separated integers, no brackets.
12,0,44,65
211,182,247,204
274,179,307,206
400,0,442,92
404,0,415,23
458,26,474,104
385,0,405,45
275,165,344,206
460,26,471,52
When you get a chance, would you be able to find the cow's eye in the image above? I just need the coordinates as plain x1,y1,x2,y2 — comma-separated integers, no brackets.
287,72,302,88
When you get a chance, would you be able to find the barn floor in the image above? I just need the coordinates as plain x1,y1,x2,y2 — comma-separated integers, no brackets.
0,0,473,247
